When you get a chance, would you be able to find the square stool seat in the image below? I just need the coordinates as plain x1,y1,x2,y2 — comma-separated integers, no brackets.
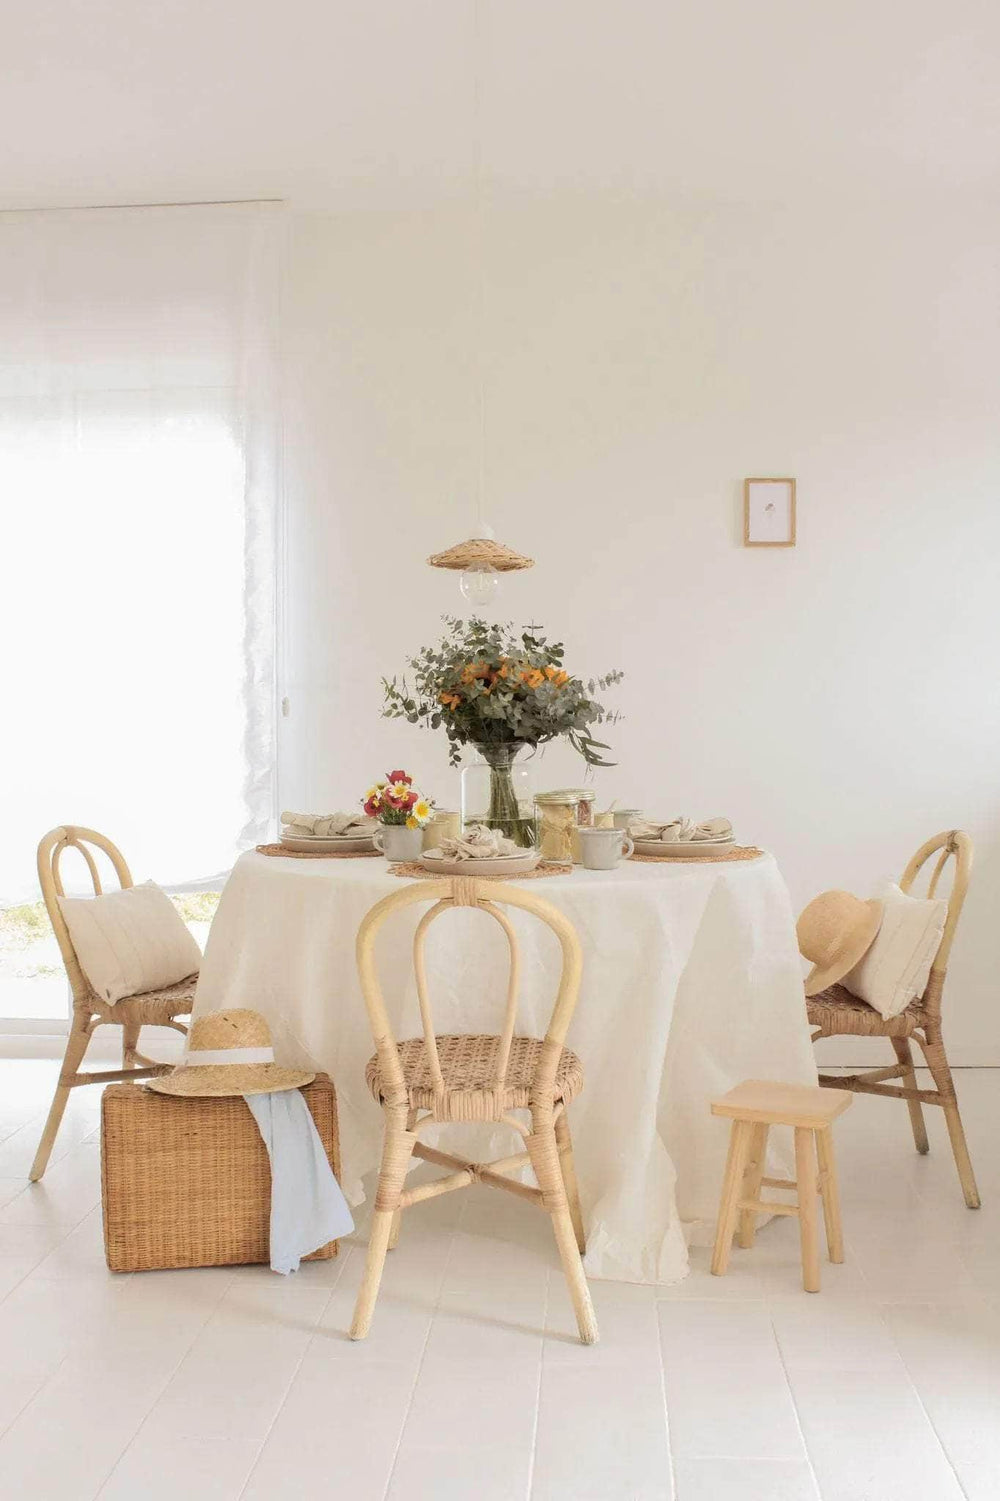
711,1079,853,1128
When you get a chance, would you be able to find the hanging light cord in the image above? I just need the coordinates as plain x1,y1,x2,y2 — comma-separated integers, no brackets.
473,0,489,539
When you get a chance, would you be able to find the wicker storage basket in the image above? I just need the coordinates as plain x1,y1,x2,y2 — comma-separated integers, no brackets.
101,1074,342,1272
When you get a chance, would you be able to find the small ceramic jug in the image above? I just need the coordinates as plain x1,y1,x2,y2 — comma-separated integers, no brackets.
613,809,642,830
577,826,635,870
373,824,424,862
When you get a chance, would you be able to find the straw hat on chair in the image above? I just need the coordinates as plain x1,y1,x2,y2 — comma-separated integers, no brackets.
797,890,883,997
148,1009,314,1097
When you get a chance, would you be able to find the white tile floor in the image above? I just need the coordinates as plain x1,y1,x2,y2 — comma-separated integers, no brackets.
0,1059,998,1500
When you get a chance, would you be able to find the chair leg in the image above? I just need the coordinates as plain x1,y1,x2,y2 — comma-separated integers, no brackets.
554,1111,586,1254
919,1036,980,1209
891,1037,929,1154
815,1125,844,1263
388,1110,418,1251
795,1127,821,1292
737,1123,769,1250
711,1119,753,1277
528,1124,598,1345
30,1013,92,1182
122,1017,141,1071
350,1115,416,1340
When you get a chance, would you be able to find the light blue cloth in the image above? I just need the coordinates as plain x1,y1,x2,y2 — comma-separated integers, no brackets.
244,1088,355,1275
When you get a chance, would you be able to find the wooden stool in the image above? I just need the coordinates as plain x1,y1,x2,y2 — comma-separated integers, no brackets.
710,1080,852,1292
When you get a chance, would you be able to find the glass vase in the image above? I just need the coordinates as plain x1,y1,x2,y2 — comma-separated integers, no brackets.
461,744,537,849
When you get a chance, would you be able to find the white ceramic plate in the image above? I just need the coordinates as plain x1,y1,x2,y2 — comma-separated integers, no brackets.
632,839,737,858
279,833,375,853
418,848,541,877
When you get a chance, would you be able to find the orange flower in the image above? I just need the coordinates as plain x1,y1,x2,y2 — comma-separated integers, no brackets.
521,668,545,689
439,691,462,710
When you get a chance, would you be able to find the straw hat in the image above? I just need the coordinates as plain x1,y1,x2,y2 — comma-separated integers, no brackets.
147,1009,314,1097
797,890,884,997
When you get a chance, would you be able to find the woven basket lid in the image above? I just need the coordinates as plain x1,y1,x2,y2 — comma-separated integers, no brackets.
427,536,534,572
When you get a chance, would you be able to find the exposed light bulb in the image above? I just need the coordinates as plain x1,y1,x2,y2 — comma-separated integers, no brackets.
459,563,499,607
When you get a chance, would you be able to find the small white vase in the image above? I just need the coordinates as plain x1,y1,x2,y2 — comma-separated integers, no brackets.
373,824,424,861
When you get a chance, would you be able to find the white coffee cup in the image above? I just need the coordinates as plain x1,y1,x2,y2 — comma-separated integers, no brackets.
577,826,634,870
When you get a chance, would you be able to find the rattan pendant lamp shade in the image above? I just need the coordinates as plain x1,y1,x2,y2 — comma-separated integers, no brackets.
427,536,534,573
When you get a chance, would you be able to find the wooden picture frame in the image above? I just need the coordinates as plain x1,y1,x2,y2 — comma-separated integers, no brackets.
743,478,796,547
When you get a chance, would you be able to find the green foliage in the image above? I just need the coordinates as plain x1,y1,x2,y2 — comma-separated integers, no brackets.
382,617,624,768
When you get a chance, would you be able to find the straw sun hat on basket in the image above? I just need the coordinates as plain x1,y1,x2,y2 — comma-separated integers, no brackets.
796,890,884,998
147,1008,314,1098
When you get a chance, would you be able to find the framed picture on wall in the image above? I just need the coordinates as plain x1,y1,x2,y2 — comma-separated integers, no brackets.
743,478,796,547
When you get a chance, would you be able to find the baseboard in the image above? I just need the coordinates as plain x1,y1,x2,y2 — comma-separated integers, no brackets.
2,1031,997,1068
0,1029,186,1063
812,1037,1000,1069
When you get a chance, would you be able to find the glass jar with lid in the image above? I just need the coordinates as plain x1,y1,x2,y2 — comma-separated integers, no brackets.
533,789,597,863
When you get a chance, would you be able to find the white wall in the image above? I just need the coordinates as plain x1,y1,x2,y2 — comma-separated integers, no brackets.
280,195,1000,1060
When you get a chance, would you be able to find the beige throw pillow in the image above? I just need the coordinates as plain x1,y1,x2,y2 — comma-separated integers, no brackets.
57,880,201,1005
843,880,947,1020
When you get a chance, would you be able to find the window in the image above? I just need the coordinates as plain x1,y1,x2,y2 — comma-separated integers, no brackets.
0,203,282,1022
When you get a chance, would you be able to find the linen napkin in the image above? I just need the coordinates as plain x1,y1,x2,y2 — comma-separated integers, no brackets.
437,823,521,859
244,1088,355,1275
281,811,375,838
628,816,733,843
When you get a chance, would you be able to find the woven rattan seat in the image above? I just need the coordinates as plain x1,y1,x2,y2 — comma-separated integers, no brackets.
365,1033,584,1120
351,877,598,1345
807,830,980,1209
29,826,196,1182
807,983,927,1039
90,975,197,1029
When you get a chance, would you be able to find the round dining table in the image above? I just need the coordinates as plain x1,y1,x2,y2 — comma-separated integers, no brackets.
192,849,817,1284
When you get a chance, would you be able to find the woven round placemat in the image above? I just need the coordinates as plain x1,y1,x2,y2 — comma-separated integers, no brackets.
255,843,382,860
629,846,764,864
389,861,573,881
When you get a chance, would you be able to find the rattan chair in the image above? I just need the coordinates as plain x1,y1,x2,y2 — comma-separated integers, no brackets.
808,829,979,1209
30,826,195,1182
351,875,597,1344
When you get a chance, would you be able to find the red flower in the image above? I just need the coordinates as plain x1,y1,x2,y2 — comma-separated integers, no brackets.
363,796,380,818
387,769,412,785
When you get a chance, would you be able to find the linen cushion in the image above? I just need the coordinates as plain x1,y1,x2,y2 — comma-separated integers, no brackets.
843,880,947,1020
58,880,201,1005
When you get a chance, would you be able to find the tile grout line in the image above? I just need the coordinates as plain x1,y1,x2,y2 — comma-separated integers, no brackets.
654,1297,679,1500
878,1300,972,1501
234,1247,355,1501
524,1265,551,1501
91,1272,240,1499
768,1309,826,1501
379,1210,463,1501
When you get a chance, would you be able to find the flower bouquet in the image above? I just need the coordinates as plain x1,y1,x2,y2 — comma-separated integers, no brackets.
381,618,623,847
362,771,433,861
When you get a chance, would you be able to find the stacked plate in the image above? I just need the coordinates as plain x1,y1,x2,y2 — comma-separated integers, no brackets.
279,830,376,853
632,837,736,858
419,848,541,877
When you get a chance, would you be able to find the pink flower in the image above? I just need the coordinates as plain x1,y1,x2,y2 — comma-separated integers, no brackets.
387,769,412,785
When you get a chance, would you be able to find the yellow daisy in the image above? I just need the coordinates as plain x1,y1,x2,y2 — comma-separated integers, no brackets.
413,799,431,822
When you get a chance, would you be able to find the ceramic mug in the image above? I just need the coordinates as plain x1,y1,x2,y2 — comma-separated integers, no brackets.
373,824,424,862
577,826,634,870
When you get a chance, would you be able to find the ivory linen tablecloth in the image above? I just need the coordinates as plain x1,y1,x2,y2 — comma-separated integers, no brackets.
193,850,816,1284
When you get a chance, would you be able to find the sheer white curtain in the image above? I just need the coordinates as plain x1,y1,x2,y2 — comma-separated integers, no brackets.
0,202,283,912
